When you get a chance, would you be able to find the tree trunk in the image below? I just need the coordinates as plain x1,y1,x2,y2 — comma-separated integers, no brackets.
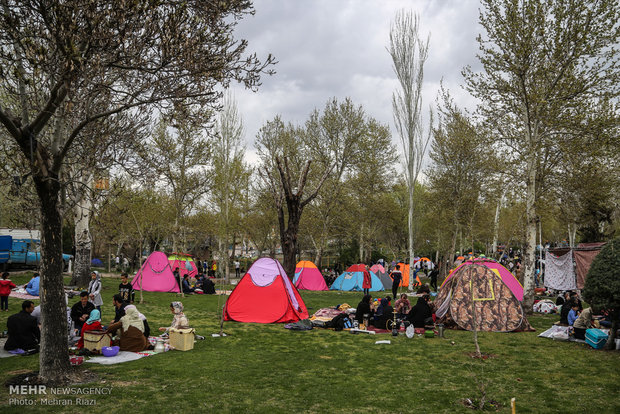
71,187,92,287
359,223,364,264
281,208,301,280
34,176,71,383
407,174,415,292
523,154,538,314
492,192,502,257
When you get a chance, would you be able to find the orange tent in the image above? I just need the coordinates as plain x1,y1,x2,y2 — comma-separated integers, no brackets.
392,263,421,287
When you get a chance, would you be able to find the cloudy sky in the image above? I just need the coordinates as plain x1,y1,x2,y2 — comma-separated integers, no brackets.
228,0,484,163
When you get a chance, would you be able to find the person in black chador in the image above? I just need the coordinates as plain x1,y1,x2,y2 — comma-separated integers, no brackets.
407,294,433,328
390,265,403,301
355,294,374,326
429,268,439,292
4,300,40,352
372,297,394,330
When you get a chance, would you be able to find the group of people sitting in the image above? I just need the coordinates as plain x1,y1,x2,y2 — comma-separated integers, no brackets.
175,268,216,295
3,270,192,355
557,290,611,340
355,285,435,331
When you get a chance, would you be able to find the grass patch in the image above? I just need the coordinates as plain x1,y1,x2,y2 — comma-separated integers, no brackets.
0,273,618,413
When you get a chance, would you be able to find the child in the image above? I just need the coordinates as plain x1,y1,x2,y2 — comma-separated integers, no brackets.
118,273,134,303
567,303,580,326
0,272,17,311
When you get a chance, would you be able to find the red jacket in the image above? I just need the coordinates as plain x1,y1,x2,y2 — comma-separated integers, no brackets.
0,279,16,296
362,270,371,289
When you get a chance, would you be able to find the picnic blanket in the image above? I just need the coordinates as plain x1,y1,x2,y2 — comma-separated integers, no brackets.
85,351,145,365
9,289,40,300
309,307,344,322
538,325,586,343
0,338,16,358
215,289,232,295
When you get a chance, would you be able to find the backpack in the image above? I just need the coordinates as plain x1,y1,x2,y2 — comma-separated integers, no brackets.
328,313,352,331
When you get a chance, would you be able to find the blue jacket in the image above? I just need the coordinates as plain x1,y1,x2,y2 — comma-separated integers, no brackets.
26,276,40,296
568,309,579,326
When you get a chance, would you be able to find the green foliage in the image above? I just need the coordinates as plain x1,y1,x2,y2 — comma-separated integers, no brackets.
583,237,620,315
0,274,618,413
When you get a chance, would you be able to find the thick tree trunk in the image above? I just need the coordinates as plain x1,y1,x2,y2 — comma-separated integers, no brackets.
34,176,71,383
523,155,538,314
281,209,300,280
71,189,92,287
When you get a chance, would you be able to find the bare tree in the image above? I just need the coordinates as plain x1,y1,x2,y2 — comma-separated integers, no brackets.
0,1,274,383
389,10,433,290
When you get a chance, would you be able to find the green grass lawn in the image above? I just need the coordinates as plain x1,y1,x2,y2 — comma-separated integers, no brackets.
0,273,618,413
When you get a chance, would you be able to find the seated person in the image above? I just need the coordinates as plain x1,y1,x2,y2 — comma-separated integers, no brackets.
567,303,580,326
182,275,195,294
407,294,433,328
32,294,73,337
202,277,216,295
569,291,583,311
4,300,40,352
25,273,40,296
372,297,394,330
598,309,612,328
77,309,103,349
573,307,594,340
556,291,570,306
123,305,151,338
106,306,148,352
71,291,95,334
355,294,374,326
110,294,126,325
416,284,431,295
159,301,189,333
394,293,411,318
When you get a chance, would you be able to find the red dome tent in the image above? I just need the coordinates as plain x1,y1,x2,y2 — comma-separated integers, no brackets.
224,258,309,323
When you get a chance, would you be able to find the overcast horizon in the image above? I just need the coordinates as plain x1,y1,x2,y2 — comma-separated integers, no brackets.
227,0,484,166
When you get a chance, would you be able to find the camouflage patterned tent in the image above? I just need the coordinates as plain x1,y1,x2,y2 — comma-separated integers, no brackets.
435,259,533,332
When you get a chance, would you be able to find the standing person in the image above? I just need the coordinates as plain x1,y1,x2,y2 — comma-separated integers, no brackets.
429,268,439,292
0,272,16,311
362,265,372,296
115,255,120,271
4,300,40,352
234,259,240,278
88,271,103,316
118,273,134,303
173,267,181,291
202,260,208,275
211,260,217,278
390,265,403,300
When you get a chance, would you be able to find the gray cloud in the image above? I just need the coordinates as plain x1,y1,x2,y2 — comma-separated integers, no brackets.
227,0,484,164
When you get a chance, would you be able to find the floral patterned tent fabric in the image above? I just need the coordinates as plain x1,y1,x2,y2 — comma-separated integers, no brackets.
435,262,533,332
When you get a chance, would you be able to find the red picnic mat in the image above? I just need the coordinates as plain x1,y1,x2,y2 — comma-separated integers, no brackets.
9,291,40,300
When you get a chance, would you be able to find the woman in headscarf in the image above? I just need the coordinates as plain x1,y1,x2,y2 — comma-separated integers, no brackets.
407,294,433,328
77,309,102,349
355,294,374,326
372,297,393,330
106,305,148,351
88,271,103,315
159,301,189,333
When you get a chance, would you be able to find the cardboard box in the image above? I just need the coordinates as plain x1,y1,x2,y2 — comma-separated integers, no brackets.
169,328,195,351
83,330,111,352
